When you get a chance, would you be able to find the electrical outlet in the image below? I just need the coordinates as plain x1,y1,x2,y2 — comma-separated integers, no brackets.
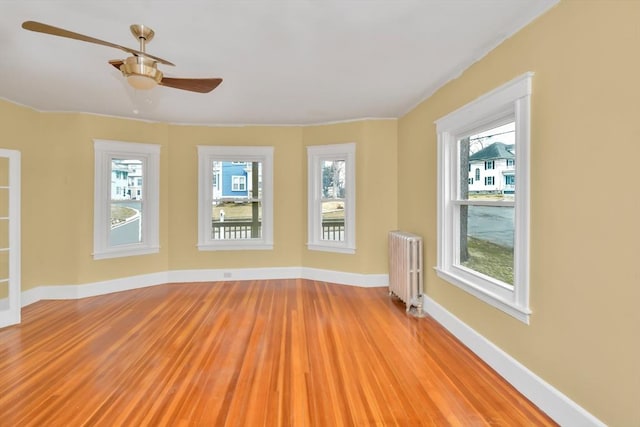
223,272,232,278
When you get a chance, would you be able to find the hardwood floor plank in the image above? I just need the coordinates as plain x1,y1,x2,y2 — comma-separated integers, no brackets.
0,279,556,426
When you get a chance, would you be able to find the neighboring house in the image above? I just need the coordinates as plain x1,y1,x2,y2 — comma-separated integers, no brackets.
111,159,143,200
213,161,259,201
123,159,143,200
468,142,515,195
111,161,129,200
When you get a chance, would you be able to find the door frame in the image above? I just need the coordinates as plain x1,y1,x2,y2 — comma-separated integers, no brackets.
0,149,21,328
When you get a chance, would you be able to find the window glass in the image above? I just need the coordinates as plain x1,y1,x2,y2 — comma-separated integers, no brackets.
197,146,273,251
211,161,262,241
307,143,355,253
321,159,346,242
109,158,143,246
93,140,160,260
458,122,515,286
435,72,532,323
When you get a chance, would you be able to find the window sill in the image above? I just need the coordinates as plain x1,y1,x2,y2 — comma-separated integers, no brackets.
198,242,273,251
435,267,531,324
93,245,160,260
306,243,355,254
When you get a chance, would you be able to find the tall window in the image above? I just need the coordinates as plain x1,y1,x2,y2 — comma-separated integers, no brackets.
307,143,356,253
197,146,273,251
435,73,532,323
93,140,160,259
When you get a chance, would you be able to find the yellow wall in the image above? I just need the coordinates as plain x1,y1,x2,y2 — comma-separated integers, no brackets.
166,125,305,270
0,103,80,288
302,120,398,274
398,1,639,425
3,1,634,423
0,100,397,289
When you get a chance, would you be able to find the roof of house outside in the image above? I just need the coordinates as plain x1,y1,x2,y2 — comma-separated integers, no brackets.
469,142,515,161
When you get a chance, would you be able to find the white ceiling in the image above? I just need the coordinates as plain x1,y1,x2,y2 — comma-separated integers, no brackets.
0,1,558,126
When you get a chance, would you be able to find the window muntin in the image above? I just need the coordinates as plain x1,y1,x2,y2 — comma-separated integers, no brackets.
435,72,532,323
93,140,160,260
198,146,273,251
307,143,355,253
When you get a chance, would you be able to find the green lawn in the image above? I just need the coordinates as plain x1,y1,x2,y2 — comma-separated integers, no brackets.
462,237,514,285
111,206,137,224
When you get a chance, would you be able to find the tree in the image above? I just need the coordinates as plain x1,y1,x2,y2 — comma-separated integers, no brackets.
459,137,470,262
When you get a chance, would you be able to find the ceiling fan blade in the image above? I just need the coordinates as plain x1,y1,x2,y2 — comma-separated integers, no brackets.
22,21,175,66
159,77,223,93
108,59,124,70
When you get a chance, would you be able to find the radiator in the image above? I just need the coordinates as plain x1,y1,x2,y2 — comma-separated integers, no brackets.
388,231,425,316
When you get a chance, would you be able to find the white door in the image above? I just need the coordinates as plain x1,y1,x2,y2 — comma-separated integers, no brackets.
0,149,20,328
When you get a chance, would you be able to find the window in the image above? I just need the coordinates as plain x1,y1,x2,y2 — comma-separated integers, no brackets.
232,176,246,192
507,158,515,167
505,175,515,185
307,143,356,254
198,146,273,251
475,168,480,181
435,72,532,323
468,178,474,185
484,160,495,170
484,176,494,186
93,139,160,259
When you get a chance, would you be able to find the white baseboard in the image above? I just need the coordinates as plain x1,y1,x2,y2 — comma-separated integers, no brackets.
422,294,605,427
20,267,387,308
301,267,388,287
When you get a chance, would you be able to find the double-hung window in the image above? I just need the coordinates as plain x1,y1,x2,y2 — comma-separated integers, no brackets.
435,73,532,323
307,143,356,254
197,146,273,251
93,139,160,259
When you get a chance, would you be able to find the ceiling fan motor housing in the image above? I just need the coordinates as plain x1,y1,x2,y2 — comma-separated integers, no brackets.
120,56,163,89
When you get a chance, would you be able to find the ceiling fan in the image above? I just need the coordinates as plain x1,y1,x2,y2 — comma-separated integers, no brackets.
21,21,223,93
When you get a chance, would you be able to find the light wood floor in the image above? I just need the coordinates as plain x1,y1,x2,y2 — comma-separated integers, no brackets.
0,279,556,426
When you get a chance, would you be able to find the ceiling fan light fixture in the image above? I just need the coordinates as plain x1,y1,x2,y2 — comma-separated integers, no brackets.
120,56,163,90
127,74,158,90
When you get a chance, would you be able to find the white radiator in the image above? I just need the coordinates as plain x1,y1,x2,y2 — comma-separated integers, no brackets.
388,231,425,316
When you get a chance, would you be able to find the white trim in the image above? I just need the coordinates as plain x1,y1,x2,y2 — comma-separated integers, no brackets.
0,149,21,328
197,146,274,251
93,139,161,260
422,294,606,427
435,73,532,323
307,142,356,253
19,268,387,307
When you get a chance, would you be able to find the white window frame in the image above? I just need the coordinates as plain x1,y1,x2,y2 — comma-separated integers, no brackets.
307,142,356,254
435,72,532,324
197,146,273,251
93,139,160,260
